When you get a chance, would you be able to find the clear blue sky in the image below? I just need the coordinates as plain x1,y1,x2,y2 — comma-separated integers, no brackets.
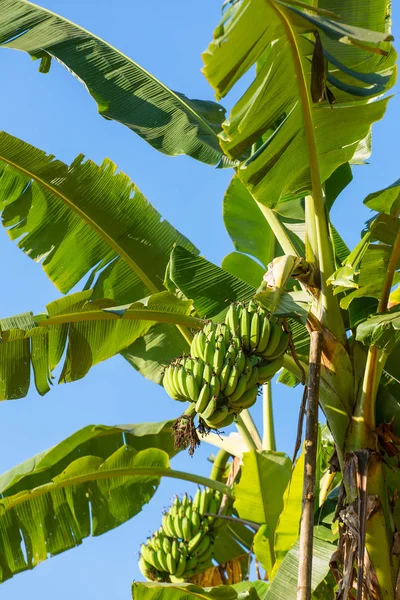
0,1,399,598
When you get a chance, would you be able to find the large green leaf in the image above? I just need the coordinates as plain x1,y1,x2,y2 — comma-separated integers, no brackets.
222,252,265,289
364,178,400,216
132,582,269,600
265,536,334,599
0,0,229,166
169,246,255,320
203,0,395,206
0,131,198,301
0,290,200,399
0,440,169,582
234,450,291,574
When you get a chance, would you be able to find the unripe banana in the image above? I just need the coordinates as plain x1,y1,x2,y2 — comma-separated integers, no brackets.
243,356,253,383
193,358,204,389
188,529,206,553
224,362,241,397
200,396,217,421
245,365,259,390
166,552,177,575
171,539,179,562
174,553,187,578
177,366,190,398
185,370,199,402
207,496,218,524
230,385,258,410
213,343,225,376
213,412,235,428
191,510,201,535
138,556,152,579
186,555,198,571
225,342,238,364
163,366,182,401
182,516,192,541
240,305,250,350
209,374,221,398
199,489,209,516
195,383,211,414
204,404,229,427
162,513,174,538
255,313,271,354
229,373,247,403
220,359,232,392
250,310,260,350
162,536,171,555
225,304,240,337
174,513,184,539
262,319,283,357
236,349,246,375
205,330,216,365
192,488,201,512
202,362,212,385
257,356,284,383
194,534,211,557
264,331,289,360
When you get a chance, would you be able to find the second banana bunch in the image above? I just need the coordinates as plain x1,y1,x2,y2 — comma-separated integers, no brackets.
139,488,226,582
163,300,289,429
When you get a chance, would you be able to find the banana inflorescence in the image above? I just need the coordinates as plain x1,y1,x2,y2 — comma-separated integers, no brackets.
163,300,289,430
139,488,227,582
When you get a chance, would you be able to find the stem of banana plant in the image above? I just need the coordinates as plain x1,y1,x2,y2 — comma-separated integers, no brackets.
210,449,230,482
235,414,258,451
255,202,300,257
262,383,276,451
240,409,263,450
266,0,346,344
298,331,322,600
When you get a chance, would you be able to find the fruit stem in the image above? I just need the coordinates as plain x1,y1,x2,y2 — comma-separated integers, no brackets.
240,409,263,450
262,382,276,451
235,414,258,451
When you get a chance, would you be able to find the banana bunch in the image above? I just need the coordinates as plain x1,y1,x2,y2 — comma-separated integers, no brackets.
139,488,225,582
163,300,289,430
225,301,289,361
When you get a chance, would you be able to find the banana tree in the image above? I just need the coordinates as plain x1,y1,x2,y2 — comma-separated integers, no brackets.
0,0,399,598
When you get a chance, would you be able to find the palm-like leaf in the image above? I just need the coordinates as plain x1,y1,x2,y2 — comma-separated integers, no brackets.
0,131,198,301
0,0,230,166
0,290,201,400
203,0,396,206
0,421,230,583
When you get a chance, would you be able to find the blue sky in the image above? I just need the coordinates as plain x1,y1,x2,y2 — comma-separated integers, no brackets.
0,1,399,598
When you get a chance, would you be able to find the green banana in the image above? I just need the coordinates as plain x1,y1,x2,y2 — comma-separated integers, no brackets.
205,330,216,365
207,496,218,524
200,396,217,421
250,310,260,350
257,356,284,383
199,489,209,516
213,343,225,375
264,332,289,360
225,304,240,337
262,319,283,357
224,362,241,397
163,366,182,401
202,362,212,385
230,385,258,409
166,552,177,575
162,513,174,538
171,539,179,562
173,513,184,539
243,356,253,382
195,383,211,414
193,358,204,389
138,556,152,579
185,370,199,402
182,516,192,541
236,349,246,375
255,313,271,354
204,405,229,427
174,553,187,578
245,365,259,390
192,488,201,512
240,304,250,350
209,374,221,398
229,373,247,402
162,536,171,555
194,534,211,557
213,412,235,428
188,529,206,553
191,510,201,535
219,358,232,392
177,366,190,398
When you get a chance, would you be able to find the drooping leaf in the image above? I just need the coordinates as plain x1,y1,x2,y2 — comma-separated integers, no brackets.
203,0,395,207
169,246,255,320
234,450,291,574
212,519,254,566
265,536,335,599
0,1,229,166
0,290,200,399
364,178,400,216
0,131,198,301
132,582,268,600
0,439,170,583
222,252,265,288
356,306,400,351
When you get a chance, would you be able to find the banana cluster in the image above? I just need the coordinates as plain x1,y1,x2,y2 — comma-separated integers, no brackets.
139,488,225,582
163,300,288,429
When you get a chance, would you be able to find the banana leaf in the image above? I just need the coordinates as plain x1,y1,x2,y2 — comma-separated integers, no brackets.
0,0,230,166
